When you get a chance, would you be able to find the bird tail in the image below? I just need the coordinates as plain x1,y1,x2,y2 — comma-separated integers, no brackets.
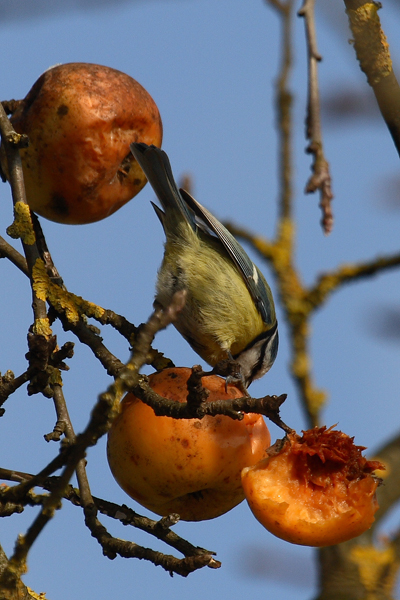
130,143,194,227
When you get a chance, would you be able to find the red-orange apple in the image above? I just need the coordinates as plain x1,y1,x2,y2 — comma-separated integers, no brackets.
241,426,384,546
107,367,271,521
1,62,162,224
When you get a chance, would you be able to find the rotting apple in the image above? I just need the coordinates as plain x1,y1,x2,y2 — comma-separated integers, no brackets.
1,62,162,224
107,367,271,521
241,426,384,546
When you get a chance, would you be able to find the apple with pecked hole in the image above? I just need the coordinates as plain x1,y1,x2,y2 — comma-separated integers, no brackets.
241,426,384,546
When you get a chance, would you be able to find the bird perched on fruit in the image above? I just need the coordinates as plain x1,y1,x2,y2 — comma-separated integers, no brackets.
130,142,278,387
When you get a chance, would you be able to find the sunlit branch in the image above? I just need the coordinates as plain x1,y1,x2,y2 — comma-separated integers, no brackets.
344,0,400,156
306,252,400,311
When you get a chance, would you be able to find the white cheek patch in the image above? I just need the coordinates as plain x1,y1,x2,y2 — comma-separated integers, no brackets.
236,338,266,378
236,326,278,386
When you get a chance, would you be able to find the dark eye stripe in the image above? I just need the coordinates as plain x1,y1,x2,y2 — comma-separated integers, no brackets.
236,320,278,356
245,325,279,386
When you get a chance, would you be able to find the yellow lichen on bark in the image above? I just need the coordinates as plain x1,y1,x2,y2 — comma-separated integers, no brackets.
350,544,399,595
32,258,105,325
32,317,53,339
273,218,295,268
26,589,49,600
6,201,36,245
347,2,392,86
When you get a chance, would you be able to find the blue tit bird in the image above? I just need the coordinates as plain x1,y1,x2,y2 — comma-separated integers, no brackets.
130,142,278,388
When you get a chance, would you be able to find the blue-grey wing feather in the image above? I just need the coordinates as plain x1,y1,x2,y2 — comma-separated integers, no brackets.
179,188,272,324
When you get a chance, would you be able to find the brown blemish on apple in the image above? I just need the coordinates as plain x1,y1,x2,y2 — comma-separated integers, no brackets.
57,104,69,117
50,193,69,216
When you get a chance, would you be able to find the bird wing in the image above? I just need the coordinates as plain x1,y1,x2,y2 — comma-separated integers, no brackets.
180,188,272,324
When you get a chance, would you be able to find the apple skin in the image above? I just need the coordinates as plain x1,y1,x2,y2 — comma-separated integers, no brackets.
1,63,162,224
107,368,271,521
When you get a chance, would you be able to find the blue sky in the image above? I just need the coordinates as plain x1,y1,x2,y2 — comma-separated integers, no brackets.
1,1,400,598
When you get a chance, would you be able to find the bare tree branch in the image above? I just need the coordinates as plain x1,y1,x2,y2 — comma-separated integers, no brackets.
266,0,294,224
0,101,47,325
298,0,334,234
0,467,220,574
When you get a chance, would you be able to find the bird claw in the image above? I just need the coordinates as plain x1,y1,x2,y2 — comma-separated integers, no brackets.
211,358,249,397
225,373,250,397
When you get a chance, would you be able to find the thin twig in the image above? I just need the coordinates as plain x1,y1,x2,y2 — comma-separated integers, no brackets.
57,311,125,377
0,235,28,276
0,225,171,376
0,336,223,577
31,213,65,287
226,213,400,425
298,0,334,234
44,382,72,442
0,371,30,411
306,251,400,311
267,0,294,224
0,366,118,588
48,384,108,557
133,371,291,433
0,444,84,591
0,101,47,323
119,290,187,390
29,254,172,376
0,467,220,573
